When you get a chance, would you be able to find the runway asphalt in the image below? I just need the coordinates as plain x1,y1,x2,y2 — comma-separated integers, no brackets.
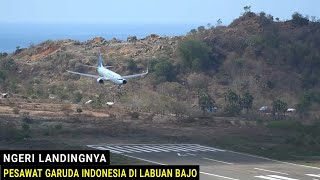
87,144,320,180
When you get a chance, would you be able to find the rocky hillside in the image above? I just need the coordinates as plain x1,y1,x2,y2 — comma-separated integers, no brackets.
1,11,320,120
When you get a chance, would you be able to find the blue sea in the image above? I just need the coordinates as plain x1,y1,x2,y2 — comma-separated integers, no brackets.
0,23,199,53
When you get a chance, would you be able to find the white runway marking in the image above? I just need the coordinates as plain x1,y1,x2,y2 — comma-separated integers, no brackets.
254,168,289,175
121,153,239,180
201,172,239,180
306,174,320,178
177,153,196,156
255,175,298,180
267,175,298,180
255,176,283,180
202,157,233,165
87,144,225,154
229,150,320,170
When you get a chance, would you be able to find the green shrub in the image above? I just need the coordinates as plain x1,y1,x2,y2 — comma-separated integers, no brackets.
224,104,242,116
129,112,139,119
198,89,215,113
55,124,63,130
177,38,212,72
127,59,138,73
73,91,83,103
1,58,16,70
149,57,176,83
22,123,30,131
0,70,7,81
291,12,309,26
267,120,302,131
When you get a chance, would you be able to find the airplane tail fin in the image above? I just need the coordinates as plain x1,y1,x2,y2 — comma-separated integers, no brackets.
98,52,103,67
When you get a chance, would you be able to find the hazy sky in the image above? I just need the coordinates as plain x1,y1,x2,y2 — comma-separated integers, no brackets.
1,0,319,25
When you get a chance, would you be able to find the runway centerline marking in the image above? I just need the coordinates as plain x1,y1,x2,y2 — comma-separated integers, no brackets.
254,168,289,175
201,157,233,165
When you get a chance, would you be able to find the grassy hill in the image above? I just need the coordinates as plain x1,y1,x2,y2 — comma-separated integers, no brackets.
1,11,320,161
1,11,320,120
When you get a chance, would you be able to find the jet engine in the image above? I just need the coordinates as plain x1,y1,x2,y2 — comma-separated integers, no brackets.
121,79,127,84
97,77,104,84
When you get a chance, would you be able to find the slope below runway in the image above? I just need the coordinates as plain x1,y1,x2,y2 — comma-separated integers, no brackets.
87,144,320,180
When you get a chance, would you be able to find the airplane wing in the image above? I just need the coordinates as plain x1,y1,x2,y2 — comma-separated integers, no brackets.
122,68,148,79
66,70,102,79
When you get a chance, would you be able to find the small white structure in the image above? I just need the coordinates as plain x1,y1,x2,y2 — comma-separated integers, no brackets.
1,93,9,98
85,100,93,104
106,102,114,106
259,106,268,111
49,94,56,99
287,108,296,112
106,102,114,108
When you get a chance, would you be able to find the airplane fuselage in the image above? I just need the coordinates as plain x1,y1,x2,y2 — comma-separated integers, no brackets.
66,53,147,86
97,66,127,85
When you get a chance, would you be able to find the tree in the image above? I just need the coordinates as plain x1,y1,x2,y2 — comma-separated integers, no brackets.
73,91,83,103
259,12,266,17
240,92,254,113
224,90,241,116
127,59,138,73
224,89,239,105
1,58,16,70
198,89,215,114
272,99,288,120
0,70,6,82
177,38,211,72
154,59,176,82
291,12,309,26
188,29,197,35
14,46,22,55
0,52,8,58
197,26,206,33
149,58,159,72
216,19,222,26
243,6,251,14
223,90,254,116
297,91,320,116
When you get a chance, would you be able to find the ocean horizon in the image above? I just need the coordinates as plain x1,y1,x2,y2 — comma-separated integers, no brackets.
0,23,201,53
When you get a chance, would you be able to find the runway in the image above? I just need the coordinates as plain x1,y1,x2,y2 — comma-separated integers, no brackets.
87,144,320,180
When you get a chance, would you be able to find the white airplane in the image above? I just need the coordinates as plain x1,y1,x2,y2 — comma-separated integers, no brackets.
67,53,148,87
